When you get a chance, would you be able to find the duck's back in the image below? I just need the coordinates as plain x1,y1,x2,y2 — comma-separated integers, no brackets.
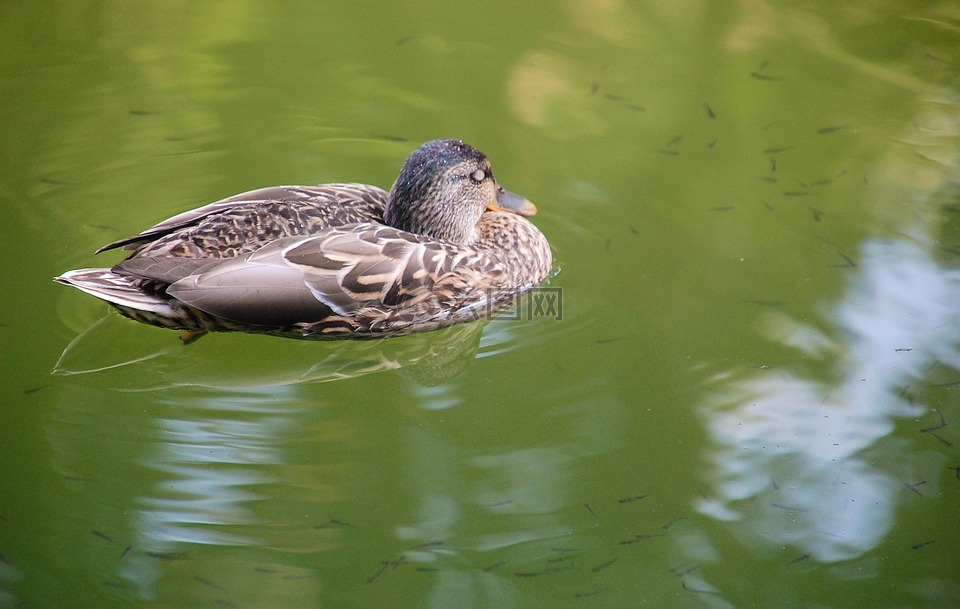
104,183,388,260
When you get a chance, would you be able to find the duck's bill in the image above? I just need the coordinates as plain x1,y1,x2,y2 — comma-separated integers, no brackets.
489,188,538,217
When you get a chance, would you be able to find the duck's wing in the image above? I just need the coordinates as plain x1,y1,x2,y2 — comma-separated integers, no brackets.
283,225,464,316
95,184,388,254
155,225,499,329
116,237,331,327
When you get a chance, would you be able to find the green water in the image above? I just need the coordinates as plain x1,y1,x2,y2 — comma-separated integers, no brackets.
2,2,959,607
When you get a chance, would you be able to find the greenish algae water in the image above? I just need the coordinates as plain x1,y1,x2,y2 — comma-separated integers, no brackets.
1,2,958,608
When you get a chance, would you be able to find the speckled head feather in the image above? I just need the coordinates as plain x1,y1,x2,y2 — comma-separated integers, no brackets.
384,139,497,244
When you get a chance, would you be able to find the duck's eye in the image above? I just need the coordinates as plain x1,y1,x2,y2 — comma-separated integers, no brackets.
470,169,486,183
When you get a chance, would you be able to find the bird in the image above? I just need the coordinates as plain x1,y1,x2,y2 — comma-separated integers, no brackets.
56,139,552,341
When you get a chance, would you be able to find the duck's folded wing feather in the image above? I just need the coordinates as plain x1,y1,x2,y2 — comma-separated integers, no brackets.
114,257,223,284
162,225,469,328
165,238,335,327
283,226,452,316
95,184,387,254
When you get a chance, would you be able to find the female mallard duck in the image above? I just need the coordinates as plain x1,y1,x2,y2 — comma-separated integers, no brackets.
56,139,552,340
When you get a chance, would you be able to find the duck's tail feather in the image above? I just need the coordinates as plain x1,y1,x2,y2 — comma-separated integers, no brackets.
55,268,175,316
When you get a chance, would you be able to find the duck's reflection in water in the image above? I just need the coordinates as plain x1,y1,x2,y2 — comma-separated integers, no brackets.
54,316,490,390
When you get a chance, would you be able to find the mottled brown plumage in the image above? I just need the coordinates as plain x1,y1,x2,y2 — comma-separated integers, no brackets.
56,139,552,339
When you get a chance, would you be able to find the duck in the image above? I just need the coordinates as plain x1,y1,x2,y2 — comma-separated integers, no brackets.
56,139,553,341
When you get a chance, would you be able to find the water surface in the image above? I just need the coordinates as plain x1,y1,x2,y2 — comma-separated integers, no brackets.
1,2,959,608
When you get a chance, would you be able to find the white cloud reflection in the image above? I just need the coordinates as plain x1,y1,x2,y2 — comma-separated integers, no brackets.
697,237,960,562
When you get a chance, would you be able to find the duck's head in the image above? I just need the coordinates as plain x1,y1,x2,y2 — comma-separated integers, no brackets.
385,139,537,244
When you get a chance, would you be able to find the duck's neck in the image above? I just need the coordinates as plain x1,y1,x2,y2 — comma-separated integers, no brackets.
384,193,480,244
